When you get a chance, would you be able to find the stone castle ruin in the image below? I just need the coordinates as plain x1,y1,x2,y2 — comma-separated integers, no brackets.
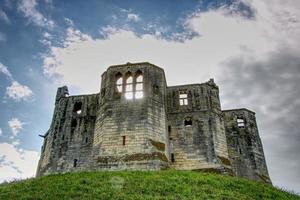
37,62,271,183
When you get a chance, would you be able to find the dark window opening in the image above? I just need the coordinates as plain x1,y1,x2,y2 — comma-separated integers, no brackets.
85,137,88,143
171,153,175,162
122,136,126,145
73,102,82,115
71,119,77,133
62,135,65,140
168,126,171,133
73,159,78,167
246,136,252,146
153,84,159,95
184,118,192,127
238,147,242,154
169,137,173,141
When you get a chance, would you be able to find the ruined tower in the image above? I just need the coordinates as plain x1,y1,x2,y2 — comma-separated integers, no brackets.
36,62,271,183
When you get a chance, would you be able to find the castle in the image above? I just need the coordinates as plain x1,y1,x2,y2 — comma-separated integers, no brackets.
36,62,271,183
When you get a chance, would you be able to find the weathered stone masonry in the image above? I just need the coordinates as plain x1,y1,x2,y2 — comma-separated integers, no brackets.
36,62,271,183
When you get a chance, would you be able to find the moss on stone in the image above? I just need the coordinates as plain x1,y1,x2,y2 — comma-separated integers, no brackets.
149,139,165,151
123,152,168,162
218,156,231,166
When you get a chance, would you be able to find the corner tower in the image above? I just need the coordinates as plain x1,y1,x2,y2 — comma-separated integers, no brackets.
93,62,169,170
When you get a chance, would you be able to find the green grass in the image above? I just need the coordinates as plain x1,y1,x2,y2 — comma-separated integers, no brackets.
0,170,299,200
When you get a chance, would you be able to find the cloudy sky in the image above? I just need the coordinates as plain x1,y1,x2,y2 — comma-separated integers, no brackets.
0,0,299,193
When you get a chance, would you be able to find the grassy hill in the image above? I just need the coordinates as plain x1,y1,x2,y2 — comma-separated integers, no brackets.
0,170,298,200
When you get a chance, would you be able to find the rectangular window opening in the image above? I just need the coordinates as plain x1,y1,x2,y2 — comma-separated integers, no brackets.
237,118,245,128
122,136,126,145
73,159,78,167
168,126,171,133
171,153,175,162
179,93,188,106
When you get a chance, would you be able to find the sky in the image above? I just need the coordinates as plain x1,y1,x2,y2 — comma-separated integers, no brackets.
0,0,299,194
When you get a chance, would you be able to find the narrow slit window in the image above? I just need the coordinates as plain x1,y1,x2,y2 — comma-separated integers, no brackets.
115,73,123,93
122,136,126,145
135,73,143,99
237,118,245,128
73,159,78,167
125,75,133,100
179,93,188,105
171,153,175,162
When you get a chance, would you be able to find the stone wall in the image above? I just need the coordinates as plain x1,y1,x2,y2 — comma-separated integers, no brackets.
36,86,98,175
36,62,271,184
223,109,271,183
166,81,230,172
93,63,169,170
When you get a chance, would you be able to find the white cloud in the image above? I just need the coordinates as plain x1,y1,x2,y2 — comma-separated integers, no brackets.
11,139,20,147
127,13,140,22
64,17,74,26
8,118,24,136
17,0,54,28
0,9,10,24
0,62,13,80
42,5,277,94
41,0,300,193
0,143,39,182
0,128,2,136
0,62,34,101
6,81,33,101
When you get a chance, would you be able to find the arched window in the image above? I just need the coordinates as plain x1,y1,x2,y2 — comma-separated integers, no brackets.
135,71,143,99
125,73,133,99
115,72,123,93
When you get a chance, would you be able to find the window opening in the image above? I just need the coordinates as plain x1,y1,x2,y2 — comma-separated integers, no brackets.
237,118,245,128
73,159,78,167
73,102,82,115
135,73,143,99
171,153,175,162
85,137,88,143
184,118,192,127
115,72,123,93
125,74,133,99
168,126,171,133
179,93,188,105
122,136,126,145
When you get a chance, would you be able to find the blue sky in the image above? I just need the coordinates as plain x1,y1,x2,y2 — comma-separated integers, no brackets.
1,0,300,194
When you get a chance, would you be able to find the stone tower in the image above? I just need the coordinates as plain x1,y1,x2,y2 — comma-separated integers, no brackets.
166,80,230,172
93,63,169,170
36,62,271,184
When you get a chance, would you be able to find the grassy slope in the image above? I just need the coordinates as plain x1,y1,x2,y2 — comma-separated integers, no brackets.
0,170,299,200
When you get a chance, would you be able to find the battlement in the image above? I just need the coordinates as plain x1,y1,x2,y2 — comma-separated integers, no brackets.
36,62,270,183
